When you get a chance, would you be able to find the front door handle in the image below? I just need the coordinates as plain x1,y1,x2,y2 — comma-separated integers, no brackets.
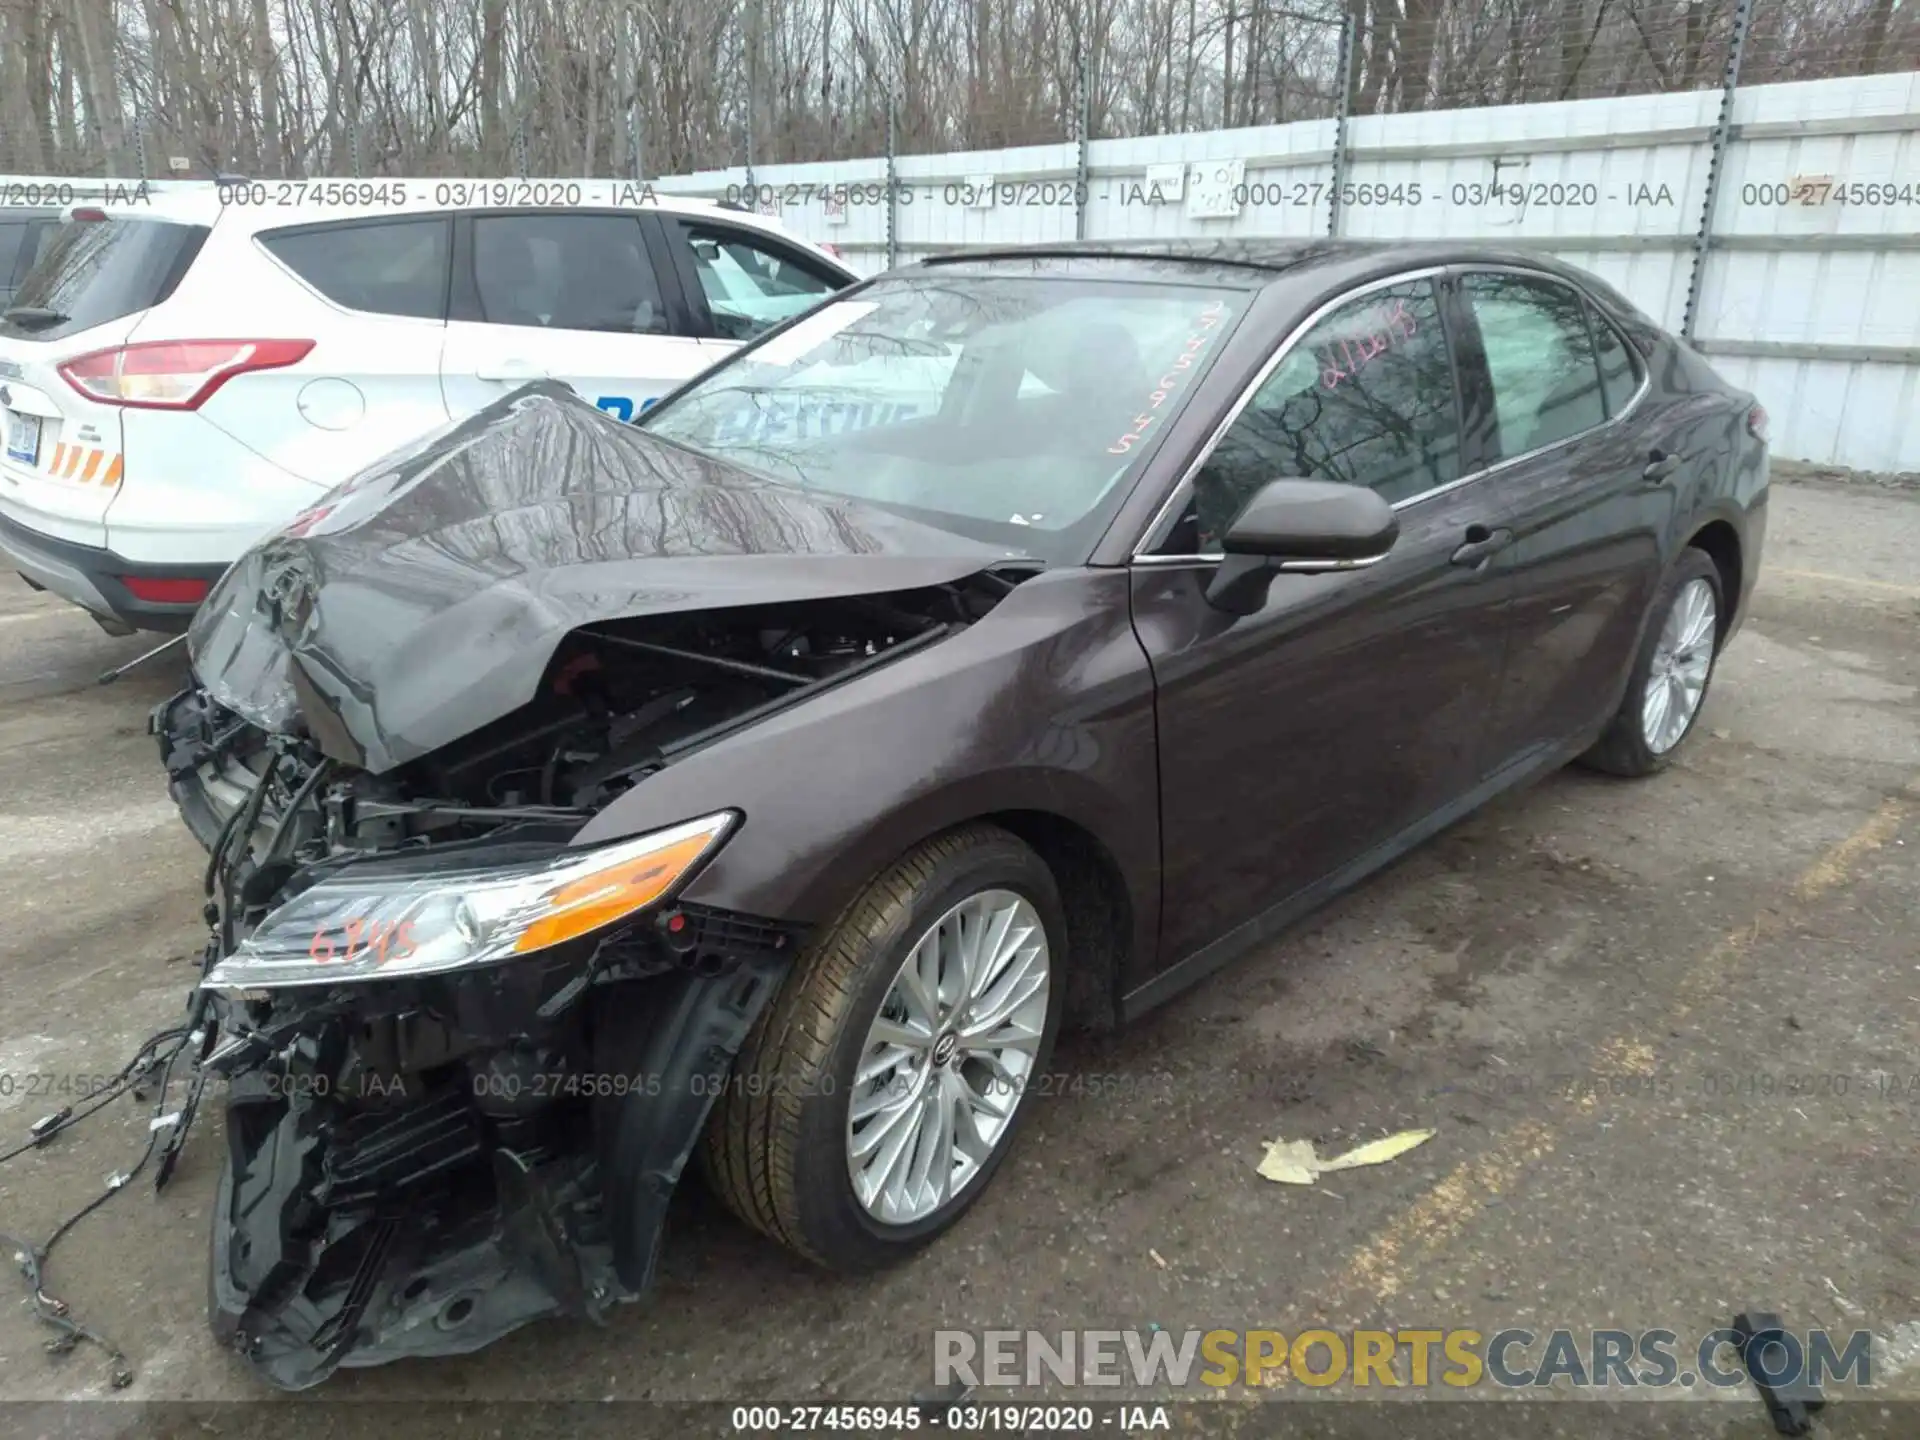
1450,525,1514,569
1642,449,1682,483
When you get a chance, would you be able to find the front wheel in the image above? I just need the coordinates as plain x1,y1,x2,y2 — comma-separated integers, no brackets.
701,824,1065,1270
1580,547,1724,777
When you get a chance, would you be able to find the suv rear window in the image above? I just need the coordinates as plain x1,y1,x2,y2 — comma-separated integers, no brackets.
0,222,31,287
0,217,207,342
261,218,450,320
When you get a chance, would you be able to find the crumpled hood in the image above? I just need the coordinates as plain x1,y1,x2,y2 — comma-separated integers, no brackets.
189,384,1018,773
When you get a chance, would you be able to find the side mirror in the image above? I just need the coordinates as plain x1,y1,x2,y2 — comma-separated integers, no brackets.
1204,478,1399,615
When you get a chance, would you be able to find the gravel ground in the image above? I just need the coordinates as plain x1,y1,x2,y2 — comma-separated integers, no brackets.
0,480,1914,1440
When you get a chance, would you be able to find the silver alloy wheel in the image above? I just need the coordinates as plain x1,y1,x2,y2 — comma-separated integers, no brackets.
846,888,1050,1226
1641,576,1717,754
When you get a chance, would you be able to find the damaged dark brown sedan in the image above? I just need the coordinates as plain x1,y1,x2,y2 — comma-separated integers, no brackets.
153,240,1768,1387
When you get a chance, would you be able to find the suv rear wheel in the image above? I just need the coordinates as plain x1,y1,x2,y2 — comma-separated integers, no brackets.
702,824,1065,1270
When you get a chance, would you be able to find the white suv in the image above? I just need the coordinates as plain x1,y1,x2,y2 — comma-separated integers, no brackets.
0,188,855,632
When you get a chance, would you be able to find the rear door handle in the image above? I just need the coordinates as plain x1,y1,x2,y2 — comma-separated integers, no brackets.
475,359,552,382
1450,525,1514,569
1642,449,1682,482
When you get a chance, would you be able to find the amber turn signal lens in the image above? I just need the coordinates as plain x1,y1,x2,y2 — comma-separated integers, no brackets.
513,825,724,953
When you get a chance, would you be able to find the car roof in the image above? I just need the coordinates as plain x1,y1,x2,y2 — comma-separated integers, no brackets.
64,184,818,243
915,238,1596,285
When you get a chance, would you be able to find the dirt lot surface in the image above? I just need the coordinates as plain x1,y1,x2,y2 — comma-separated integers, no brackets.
0,480,1915,1438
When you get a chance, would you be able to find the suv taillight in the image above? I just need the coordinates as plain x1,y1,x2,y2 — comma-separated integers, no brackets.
58,339,315,410
1746,403,1769,443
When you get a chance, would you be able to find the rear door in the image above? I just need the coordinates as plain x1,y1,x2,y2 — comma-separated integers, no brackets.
0,214,206,547
185,213,454,489
440,209,710,425
1445,267,1668,760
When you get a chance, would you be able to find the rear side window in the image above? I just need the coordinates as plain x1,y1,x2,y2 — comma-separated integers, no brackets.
1591,303,1641,418
1189,279,1459,545
1461,273,1607,458
472,214,666,334
1,217,207,341
262,218,450,320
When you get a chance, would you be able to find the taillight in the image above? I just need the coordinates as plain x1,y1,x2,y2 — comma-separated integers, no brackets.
58,339,315,410
1746,403,1769,443
119,575,210,604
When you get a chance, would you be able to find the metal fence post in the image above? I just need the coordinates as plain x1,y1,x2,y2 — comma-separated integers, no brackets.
743,10,757,199
1074,45,1092,240
885,91,899,270
1327,10,1358,237
132,93,150,181
1682,0,1754,342
514,116,529,178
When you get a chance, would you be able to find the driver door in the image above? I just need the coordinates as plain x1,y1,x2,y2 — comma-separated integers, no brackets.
1129,274,1517,988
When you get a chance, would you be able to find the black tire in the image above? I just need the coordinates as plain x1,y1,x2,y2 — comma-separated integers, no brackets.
701,823,1066,1271
1579,547,1724,778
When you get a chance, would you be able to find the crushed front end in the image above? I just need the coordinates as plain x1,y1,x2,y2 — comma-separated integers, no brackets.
144,387,1024,1386
199,883,799,1389
156,590,987,1386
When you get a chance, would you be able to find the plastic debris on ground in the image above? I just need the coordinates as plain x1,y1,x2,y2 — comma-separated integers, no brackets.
1257,1128,1436,1185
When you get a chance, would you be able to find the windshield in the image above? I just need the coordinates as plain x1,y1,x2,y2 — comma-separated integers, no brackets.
641,273,1247,561
1,217,206,341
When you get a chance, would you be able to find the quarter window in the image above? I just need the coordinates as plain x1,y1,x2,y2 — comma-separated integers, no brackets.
1591,303,1641,418
263,218,450,320
472,214,666,334
683,226,841,341
1188,278,1459,547
1461,273,1607,458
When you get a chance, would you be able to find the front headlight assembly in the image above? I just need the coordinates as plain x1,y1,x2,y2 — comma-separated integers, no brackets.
202,811,737,991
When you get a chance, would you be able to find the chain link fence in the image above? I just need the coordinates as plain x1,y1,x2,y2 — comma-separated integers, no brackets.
0,1,1912,182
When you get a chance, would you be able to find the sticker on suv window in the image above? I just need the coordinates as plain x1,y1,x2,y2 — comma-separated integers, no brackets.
595,395,658,423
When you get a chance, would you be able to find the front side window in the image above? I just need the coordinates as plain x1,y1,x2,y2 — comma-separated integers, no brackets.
263,218,449,320
472,214,666,334
643,272,1247,563
1462,272,1607,458
684,226,842,341
1188,278,1459,547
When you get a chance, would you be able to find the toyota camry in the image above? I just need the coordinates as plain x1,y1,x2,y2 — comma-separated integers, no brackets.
153,239,1767,1386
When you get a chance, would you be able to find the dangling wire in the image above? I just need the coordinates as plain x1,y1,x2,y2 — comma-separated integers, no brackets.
1,1021,194,1389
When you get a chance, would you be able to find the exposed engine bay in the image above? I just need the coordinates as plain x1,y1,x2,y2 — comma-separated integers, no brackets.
152,578,1015,1388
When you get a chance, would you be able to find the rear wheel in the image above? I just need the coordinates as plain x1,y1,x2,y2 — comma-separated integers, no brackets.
1580,547,1723,777
702,824,1064,1270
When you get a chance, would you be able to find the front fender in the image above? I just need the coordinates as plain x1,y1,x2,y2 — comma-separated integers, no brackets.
574,566,1160,972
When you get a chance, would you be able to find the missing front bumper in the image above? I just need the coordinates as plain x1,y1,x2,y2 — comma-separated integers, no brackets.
205,933,796,1388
